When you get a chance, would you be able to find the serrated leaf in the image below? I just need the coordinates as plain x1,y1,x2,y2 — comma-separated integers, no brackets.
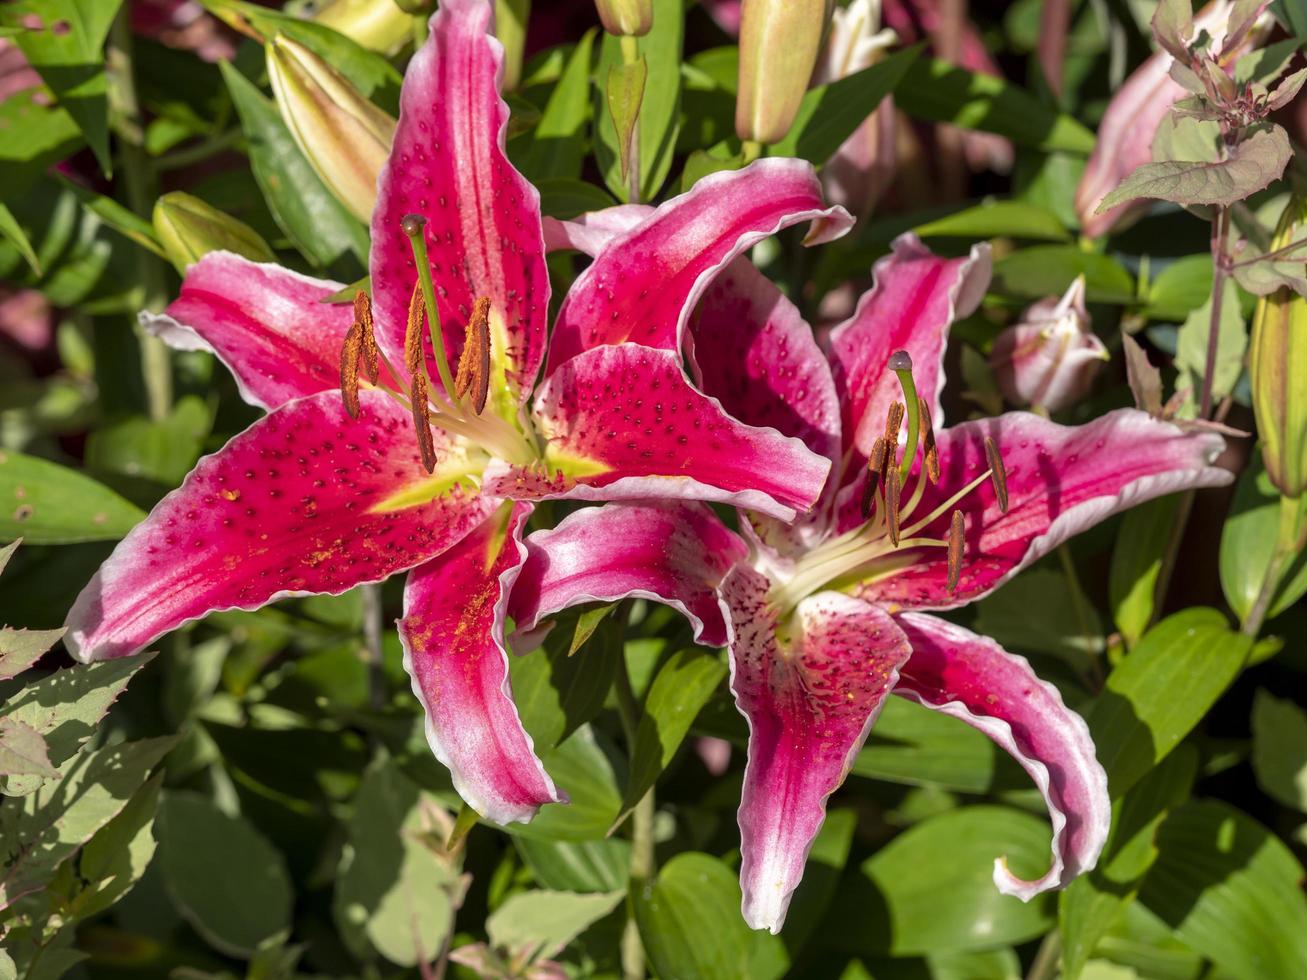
1098,125,1292,210
0,736,175,910
0,449,144,544
72,770,162,918
0,202,41,275
487,889,623,960
1120,334,1164,417
0,627,64,682
156,791,294,958
0,718,54,778
1251,690,1307,811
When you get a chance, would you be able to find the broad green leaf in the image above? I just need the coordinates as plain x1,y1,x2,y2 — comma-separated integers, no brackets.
895,57,1096,154
1235,38,1303,84
1219,463,1307,623
913,200,1070,242
768,46,920,163
1142,255,1213,321
680,146,745,191
335,761,460,966
511,617,620,754
1175,280,1246,415
827,806,1054,955
0,91,82,201
1,0,126,174
1087,608,1251,799
536,177,618,219
1,653,157,795
56,175,167,260
507,726,623,842
1109,495,1180,649
1059,747,1197,980
0,626,64,681
1250,690,1307,811
202,720,367,804
1099,125,1292,210
593,0,682,202
634,852,765,980
991,247,1135,304
617,648,726,826
73,770,162,918
220,61,368,269
973,567,1103,666
515,836,630,893
0,202,41,275
1140,800,1307,979
156,791,294,957
1151,114,1222,166
517,30,595,182
0,736,175,910
486,889,623,958
0,450,144,543
0,717,54,779
85,395,213,500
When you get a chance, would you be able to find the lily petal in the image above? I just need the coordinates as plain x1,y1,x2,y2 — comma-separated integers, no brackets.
140,252,357,410
856,409,1231,609
542,204,651,256
545,159,853,373
509,501,747,648
894,613,1110,899
724,566,911,933
370,0,548,405
66,390,494,662
400,503,564,826
485,345,832,522
828,234,990,457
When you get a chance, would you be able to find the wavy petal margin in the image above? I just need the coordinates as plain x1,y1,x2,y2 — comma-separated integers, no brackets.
894,613,1110,899
399,503,564,826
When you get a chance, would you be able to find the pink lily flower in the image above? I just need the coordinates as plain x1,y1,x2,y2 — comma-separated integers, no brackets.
527,217,1233,932
64,0,852,826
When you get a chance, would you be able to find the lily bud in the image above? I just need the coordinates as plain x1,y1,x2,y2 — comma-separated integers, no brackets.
152,192,276,273
1249,198,1307,498
594,0,652,36
989,277,1108,412
311,0,416,56
736,0,830,144
266,34,396,224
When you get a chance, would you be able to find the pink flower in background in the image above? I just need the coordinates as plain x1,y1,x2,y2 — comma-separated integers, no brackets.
65,0,852,828
130,0,238,62
989,276,1109,412
535,216,1232,932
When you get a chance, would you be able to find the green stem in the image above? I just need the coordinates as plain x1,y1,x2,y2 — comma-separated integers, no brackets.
1026,930,1062,980
107,9,171,421
360,583,386,714
620,35,642,204
613,617,654,980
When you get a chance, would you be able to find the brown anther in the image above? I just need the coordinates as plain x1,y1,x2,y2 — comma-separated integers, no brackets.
353,291,379,384
984,437,1009,513
920,397,940,484
455,297,492,415
409,372,438,473
946,510,965,593
884,400,905,444
340,321,363,419
405,281,426,376
885,468,902,547
861,436,889,519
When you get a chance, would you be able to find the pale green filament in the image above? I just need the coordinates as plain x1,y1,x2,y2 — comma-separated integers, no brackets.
404,218,459,406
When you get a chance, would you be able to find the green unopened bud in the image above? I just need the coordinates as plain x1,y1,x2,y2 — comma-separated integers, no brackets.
594,0,652,36
1249,196,1307,498
152,193,276,273
311,0,417,56
735,0,830,144
266,34,397,224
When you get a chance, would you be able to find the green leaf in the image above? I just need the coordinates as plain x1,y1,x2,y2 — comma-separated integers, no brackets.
156,791,294,957
84,395,213,498
1,653,157,796
913,200,1071,242
1140,800,1307,979
1059,747,1197,980
335,761,460,966
593,0,682,202
508,726,622,842
0,91,82,201
487,889,623,959
0,717,54,779
0,450,145,544
1099,125,1292,210
768,46,920,163
0,736,175,910
1175,280,1246,415
827,806,1054,955
564,602,617,658
991,247,1136,304
220,61,368,269
1087,608,1251,799
517,30,595,182
617,648,726,827
56,175,167,260
776,808,857,958
1219,463,1307,622
606,56,647,188
1142,255,1212,321
515,836,630,893
973,567,1103,666
1,0,126,175
0,626,65,682
0,202,41,275
1250,689,1307,811
895,57,1096,154
634,852,763,980
73,770,162,918
1109,495,1180,649
536,177,618,219
511,616,620,754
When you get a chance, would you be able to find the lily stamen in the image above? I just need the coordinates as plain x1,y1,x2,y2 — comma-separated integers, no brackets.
340,320,363,419
402,213,460,404
946,509,965,593
885,468,902,546
354,291,380,384
455,296,492,415
921,397,939,484
860,435,889,519
985,436,1009,513
410,371,438,473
